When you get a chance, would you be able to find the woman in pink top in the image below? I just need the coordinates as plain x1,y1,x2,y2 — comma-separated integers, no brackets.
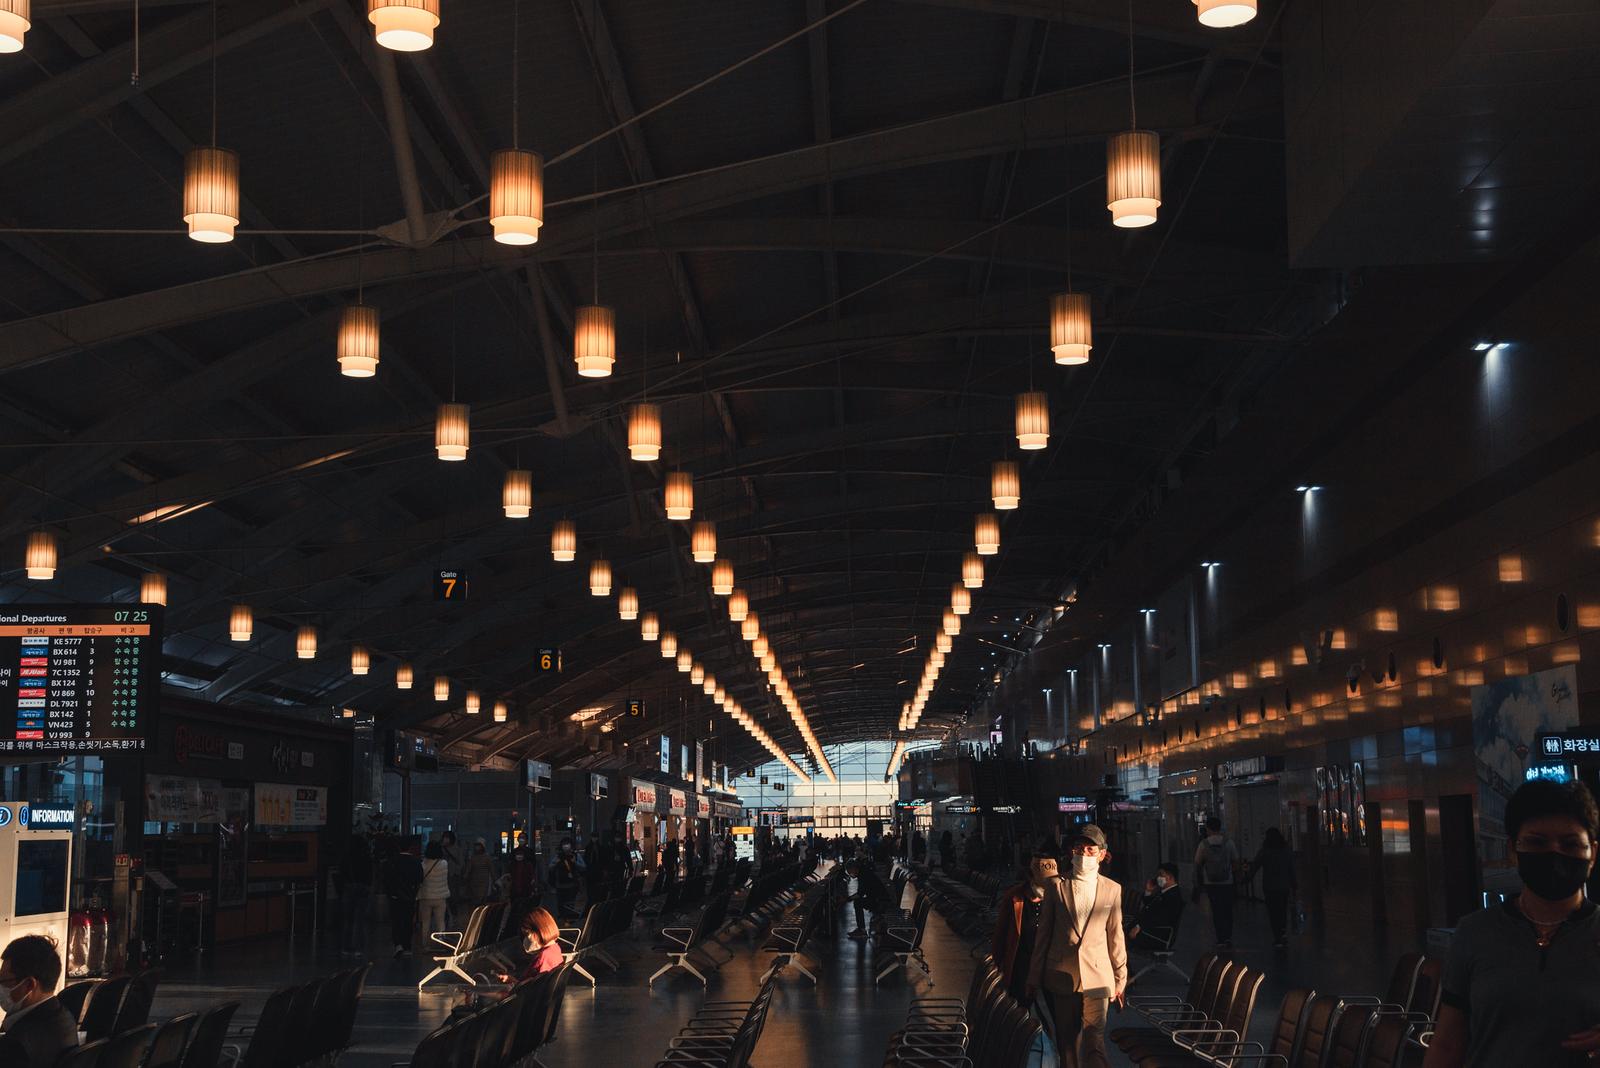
501,907,563,982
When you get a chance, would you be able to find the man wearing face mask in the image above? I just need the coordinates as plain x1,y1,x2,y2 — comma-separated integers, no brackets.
1128,863,1184,953
0,935,78,1068
993,853,1059,1002
1425,779,1600,1068
1027,826,1127,1068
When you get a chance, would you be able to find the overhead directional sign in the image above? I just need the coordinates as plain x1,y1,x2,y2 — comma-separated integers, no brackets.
433,569,468,601
626,697,646,718
536,647,561,673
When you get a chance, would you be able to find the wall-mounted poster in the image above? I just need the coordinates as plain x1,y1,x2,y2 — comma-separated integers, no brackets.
145,774,226,823
1473,664,1579,894
1314,763,1366,847
255,783,327,827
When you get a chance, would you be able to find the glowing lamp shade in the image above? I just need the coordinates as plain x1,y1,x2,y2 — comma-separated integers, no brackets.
1050,292,1092,365
951,583,971,616
692,521,716,563
1015,391,1050,450
660,632,678,659
367,0,439,51
182,147,240,243
936,631,953,654
962,552,985,589
728,589,749,622
943,610,960,637
991,460,1020,510
551,519,577,562
1107,130,1162,228
618,587,639,621
140,572,167,606
396,663,414,690
229,605,253,642
702,675,717,696
589,559,612,597
760,651,776,672
741,613,760,642
641,612,660,642
711,559,734,596
751,635,769,658
488,148,544,244
664,471,694,521
974,513,1000,556
337,303,380,377
574,304,616,378
690,662,705,685
1194,0,1256,27
502,470,533,518
434,676,450,701
493,701,508,723
435,403,470,461
296,626,318,660
677,650,693,674
628,403,661,461
350,645,370,676
0,1,29,52
465,691,481,715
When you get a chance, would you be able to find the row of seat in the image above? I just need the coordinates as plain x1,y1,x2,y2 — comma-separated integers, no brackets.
650,970,780,1068
400,962,572,1068
652,891,734,988
56,970,232,1068
1115,954,1267,1066
59,969,162,1046
226,963,370,1068
757,868,842,986
561,892,643,988
906,864,1002,939
419,902,518,990
881,955,1041,1068
873,893,933,986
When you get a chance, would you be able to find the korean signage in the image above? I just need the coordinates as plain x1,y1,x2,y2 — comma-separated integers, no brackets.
146,774,228,823
631,780,658,808
695,741,705,787
659,735,672,774
696,795,711,818
668,789,687,815
1539,732,1600,757
255,782,328,827
1057,795,1091,813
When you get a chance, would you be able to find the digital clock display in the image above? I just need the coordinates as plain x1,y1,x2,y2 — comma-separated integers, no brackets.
0,606,162,756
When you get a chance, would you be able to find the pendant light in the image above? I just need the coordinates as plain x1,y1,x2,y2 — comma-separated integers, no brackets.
712,560,734,596
337,304,380,377
368,0,439,50
676,650,693,674
296,626,318,660
1107,11,1160,228
752,635,769,658
1015,392,1050,450
741,613,760,642
434,676,450,702
22,530,55,579
936,632,953,654
435,403,470,461
629,403,662,461
660,631,678,659
490,151,544,244
943,610,960,636
690,662,705,685
574,154,615,377
760,651,776,672
551,519,577,562
991,461,1021,510
962,552,985,589
397,663,414,690
184,12,238,243
975,513,1000,556
493,700,508,723
951,584,972,616
589,559,612,597
0,2,29,52
728,590,749,623
466,691,481,715
1049,292,1092,365
618,587,639,621
1194,0,1256,28
664,471,694,520
139,572,167,606
502,470,533,518
703,675,717,696
692,521,716,563
229,605,253,642
641,612,660,642
351,645,370,676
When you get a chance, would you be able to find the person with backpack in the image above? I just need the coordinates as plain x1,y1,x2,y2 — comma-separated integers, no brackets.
1193,817,1240,947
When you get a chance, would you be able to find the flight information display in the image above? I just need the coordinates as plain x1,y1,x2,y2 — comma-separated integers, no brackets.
0,606,161,755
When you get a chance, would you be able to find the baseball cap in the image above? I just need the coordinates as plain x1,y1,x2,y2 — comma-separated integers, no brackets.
1069,824,1108,850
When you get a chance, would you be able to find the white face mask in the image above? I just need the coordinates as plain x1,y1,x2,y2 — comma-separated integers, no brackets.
1155,875,1170,889
0,979,28,1014
1072,854,1100,877
524,935,541,954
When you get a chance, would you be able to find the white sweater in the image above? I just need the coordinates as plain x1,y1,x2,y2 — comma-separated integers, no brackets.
419,858,450,900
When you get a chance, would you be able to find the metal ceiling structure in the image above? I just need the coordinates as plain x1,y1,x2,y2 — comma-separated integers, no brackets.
5,0,1578,775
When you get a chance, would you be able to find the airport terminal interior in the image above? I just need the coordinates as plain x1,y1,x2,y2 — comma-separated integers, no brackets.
0,0,1598,1066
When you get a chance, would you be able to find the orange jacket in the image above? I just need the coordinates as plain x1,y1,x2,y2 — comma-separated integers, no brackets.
991,883,1041,982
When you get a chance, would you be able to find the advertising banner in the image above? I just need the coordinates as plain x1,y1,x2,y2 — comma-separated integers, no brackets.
255,782,328,827
145,774,227,823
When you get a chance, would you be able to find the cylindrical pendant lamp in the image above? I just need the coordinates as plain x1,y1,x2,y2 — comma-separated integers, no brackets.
1107,130,1161,228
702,675,717,696
1016,392,1050,450
728,589,749,623
641,612,660,642
951,584,971,616
0,2,30,52
24,530,55,580
664,471,693,521
962,552,985,589
435,403,470,460
503,470,533,518
936,631,953,654
692,521,716,563
660,631,677,659
296,626,318,660
229,605,253,642
465,691,481,715
741,613,760,642
751,635,769,658
618,587,639,621
712,560,734,596
182,147,240,243
351,645,370,675
396,663,414,690
690,662,705,685
140,572,168,606
488,148,544,244
493,700,508,723
628,403,661,461
975,513,1000,556
367,0,439,51
677,650,693,674
434,676,450,701
1194,0,1256,28
589,559,612,597
1050,292,1093,365
574,305,616,378
551,519,577,562
337,303,381,377
991,461,1021,510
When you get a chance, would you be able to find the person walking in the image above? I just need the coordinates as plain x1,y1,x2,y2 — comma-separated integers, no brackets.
339,831,374,957
384,838,423,958
440,830,465,923
1193,817,1240,947
548,839,585,921
992,853,1058,1001
1026,826,1127,1068
1247,828,1297,948
464,838,496,906
417,842,451,941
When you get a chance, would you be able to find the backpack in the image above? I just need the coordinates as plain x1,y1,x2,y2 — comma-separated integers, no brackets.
1200,840,1233,884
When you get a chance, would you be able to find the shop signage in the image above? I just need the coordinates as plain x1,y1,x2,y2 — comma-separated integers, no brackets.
1540,731,1600,757
696,796,711,818
659,735,672,774
255,782,328,827
1176,773,1203,789
668,789,687,815
23,803,75,830
731,826,755,835
146,774,228,823
631,781,658,808
590,773,609,800
1058,795,1091,813
173,724,228,765
695,742,705,789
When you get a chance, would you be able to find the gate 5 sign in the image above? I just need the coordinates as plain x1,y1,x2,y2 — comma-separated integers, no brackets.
626,698,646,718
433,569,468,601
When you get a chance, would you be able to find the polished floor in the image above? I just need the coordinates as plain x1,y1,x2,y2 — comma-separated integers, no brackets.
146,873,1414,1066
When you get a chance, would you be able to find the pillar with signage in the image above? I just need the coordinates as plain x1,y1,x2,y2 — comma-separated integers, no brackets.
0,802,74,1000
629,780,659,875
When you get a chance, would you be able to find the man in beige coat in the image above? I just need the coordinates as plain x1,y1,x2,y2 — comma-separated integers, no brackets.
1025,825,1127,1068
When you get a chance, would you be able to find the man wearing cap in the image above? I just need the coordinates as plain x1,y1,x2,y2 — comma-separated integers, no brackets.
1026,825,1127,1068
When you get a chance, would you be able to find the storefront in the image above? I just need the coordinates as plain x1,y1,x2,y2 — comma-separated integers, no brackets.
660,788,688,878
692,794,712,868
1160,768,1216,869
628,779,659,876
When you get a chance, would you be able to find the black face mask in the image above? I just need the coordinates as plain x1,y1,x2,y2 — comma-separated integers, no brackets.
1517,851,1591,901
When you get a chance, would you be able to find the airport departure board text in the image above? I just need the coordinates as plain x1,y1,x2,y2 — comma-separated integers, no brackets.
0,606,162,755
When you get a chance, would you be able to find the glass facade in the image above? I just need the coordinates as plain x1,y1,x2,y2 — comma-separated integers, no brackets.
736,741,900,838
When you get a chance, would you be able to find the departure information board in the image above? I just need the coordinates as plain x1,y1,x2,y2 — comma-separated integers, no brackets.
0,606,161,755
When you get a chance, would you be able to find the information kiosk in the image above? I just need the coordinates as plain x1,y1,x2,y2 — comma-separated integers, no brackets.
0,801,75,992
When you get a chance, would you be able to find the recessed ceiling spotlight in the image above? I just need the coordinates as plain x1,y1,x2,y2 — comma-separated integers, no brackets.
1295,485,1323,493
